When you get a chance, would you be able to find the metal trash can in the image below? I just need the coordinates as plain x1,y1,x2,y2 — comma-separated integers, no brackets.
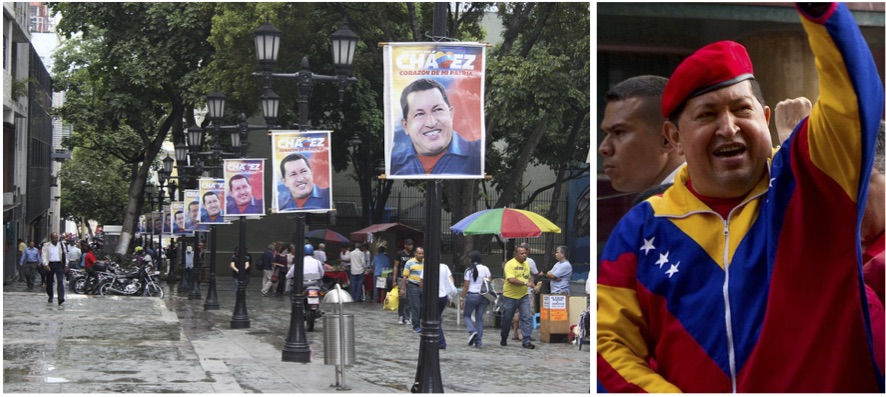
323,314,355,366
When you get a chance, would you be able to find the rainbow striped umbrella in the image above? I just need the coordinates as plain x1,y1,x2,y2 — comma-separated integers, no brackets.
450,208,561,239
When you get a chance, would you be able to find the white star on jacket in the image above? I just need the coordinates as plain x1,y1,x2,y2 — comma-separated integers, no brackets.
640,237,655,255
655,252,669,269
665,262,680,278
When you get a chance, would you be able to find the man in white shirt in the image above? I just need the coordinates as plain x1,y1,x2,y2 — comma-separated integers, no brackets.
349,243,367,302
41,232,68,305
67,241,82,270
313,243,327,264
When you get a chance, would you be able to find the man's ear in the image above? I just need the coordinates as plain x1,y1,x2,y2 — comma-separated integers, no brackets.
663,121,682,155
401,119,408,134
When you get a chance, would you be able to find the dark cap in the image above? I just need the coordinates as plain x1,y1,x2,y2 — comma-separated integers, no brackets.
662,40,755,118
404,239,414,245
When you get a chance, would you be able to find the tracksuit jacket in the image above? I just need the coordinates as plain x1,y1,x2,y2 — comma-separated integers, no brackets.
597,3,884,393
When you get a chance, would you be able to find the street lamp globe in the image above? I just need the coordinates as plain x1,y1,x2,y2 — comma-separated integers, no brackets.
348,132,362,147
175,141,188,164
188,124,204,150
162,154,175,175
254,20,282,72
206,91,226,122
330,20,358,75
230,126,241,149
261,88,280,125
145,183,155,197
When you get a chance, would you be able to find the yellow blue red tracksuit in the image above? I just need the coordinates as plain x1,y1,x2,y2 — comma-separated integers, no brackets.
597,3,884,393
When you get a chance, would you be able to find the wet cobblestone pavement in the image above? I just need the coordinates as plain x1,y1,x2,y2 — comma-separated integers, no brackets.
3,278,591,393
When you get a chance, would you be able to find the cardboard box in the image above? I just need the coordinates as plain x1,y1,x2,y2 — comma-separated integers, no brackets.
540,294,571,342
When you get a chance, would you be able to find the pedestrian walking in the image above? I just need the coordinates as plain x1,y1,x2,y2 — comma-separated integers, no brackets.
393,239,414,324
67,241,82,270
372,245,391,303
230,247,252,292
421,261,455,349
460,250,492,349
260,243,275,297
349,243,367,302
41,232,68,305
19,240,40,289
400,247,425,332
184,246,195,291
500,246,535,349
16,238,26,282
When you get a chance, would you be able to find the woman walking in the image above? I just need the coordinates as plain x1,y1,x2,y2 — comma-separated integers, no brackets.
460,250,492,349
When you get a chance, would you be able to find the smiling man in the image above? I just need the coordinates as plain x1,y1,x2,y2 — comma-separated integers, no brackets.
277,153,330,211
226,174,263,215
390,78,481,176
598,3,884,393
200,191,224,223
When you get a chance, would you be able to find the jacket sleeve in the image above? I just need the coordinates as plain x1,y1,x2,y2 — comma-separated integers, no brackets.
795,2,884,204
597,210,681,393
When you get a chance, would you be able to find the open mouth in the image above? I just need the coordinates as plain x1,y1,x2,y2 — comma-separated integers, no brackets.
713,143,746,158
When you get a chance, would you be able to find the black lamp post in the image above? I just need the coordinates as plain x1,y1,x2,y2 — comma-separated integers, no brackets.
185,93,258,312
253,17,358,363
183,122,222,311
145,183,156,251
412,4,448,393
172,140,202,300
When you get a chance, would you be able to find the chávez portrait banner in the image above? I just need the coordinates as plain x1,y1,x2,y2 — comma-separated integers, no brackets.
270,131,333,213
223,159,266,217
383,43,486,179
198,178,227,224
183,189,209,232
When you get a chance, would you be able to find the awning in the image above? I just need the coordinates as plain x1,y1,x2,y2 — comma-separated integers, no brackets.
350,222,424,245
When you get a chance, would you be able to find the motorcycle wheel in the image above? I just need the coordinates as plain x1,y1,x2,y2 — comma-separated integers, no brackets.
98,280,113,296
146,283,164,299
71,277,86,294
306,312,315,332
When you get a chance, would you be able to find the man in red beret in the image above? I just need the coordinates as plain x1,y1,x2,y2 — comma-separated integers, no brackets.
598,3,884,393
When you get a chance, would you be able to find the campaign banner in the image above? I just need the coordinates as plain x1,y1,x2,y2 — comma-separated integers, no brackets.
270,131,333,213
183,190,202,232
383,42,486,179
169,201,189,235
198,178,227,224
161,203,173,235
223,159,266,217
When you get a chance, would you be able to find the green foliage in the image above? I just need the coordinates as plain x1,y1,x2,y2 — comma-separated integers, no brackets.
59,148,130,225
52,2,215,161
485,2,590,195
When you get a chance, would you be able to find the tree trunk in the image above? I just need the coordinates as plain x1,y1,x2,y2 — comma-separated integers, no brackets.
371,179,394,224
472,115,550,255
493,114,549,210
114,106,180,254
444,179,478,274
541,112,583,271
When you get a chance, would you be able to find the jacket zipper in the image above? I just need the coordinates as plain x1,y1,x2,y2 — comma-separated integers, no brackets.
656,189,767,393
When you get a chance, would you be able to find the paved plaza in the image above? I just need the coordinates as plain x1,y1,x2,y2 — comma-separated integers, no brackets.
3,278,591,393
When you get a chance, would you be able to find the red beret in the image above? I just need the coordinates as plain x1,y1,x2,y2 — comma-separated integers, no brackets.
661,41,755,118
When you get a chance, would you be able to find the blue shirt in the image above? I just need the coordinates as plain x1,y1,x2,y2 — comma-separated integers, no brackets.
200,209,225,223
226,197,264,215
372,253,391,276
20,247,40,264
390,130,481,176
549,260,573,293
276,183,330,211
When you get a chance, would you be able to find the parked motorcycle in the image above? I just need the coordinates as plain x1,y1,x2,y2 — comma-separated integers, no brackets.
98,262,164,298
303,278,325,331
72,260,113,295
